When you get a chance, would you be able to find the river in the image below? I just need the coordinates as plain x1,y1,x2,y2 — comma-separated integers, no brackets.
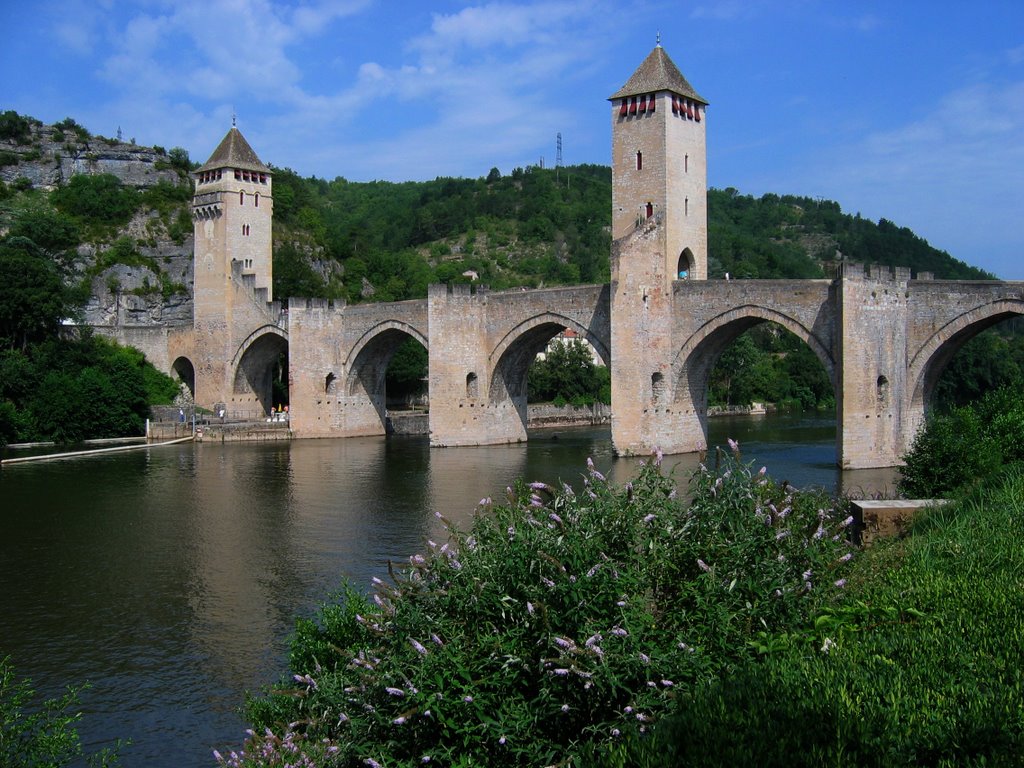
0,413,897,766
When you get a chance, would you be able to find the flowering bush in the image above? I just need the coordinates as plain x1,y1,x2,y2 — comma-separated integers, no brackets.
225,445,855,767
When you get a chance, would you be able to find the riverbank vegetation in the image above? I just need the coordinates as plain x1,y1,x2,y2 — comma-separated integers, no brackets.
899,386,1024,498
0,656,121,767
219,448,1024,766
0,231,178,446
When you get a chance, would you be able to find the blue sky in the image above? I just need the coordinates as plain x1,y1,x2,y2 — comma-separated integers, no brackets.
2,1,1022,278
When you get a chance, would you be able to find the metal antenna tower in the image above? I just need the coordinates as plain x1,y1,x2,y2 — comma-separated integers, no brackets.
556,132,563,168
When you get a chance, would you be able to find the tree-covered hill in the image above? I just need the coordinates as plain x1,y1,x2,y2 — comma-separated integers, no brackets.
267,166,993,305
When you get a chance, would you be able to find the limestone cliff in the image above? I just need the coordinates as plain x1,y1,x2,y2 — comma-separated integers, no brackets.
1,116,195,328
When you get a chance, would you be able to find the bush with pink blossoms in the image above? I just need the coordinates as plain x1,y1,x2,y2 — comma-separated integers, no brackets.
228,445,855,767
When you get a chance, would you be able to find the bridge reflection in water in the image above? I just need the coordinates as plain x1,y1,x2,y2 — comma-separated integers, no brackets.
0,415,895,768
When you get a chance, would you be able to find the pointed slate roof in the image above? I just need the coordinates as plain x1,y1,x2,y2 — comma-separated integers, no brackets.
196,126,270,174
610,45,707,104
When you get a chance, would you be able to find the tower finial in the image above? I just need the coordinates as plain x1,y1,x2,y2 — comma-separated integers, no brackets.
232,110,237,128
656,30,661,47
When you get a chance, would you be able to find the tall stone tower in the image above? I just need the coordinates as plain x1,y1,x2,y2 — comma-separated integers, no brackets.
189,124,274,407
610,45,709,456
609,43,708,285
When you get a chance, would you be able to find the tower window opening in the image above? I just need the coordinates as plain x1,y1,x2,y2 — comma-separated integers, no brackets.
255,193,259,208
466,372,479,399
239,190,244,205
685,154,689,173
629,97,637,115
234,170,241,180
652,372,665,404
636,151,643,171
646,202,653,219
648,93,655,113
685,197,689,216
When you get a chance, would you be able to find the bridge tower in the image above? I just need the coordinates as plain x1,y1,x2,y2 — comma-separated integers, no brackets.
610,44,710,456
609,42,708,286
189,124,275,408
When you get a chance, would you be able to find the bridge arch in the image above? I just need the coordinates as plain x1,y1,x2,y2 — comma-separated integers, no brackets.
231,325,289,414
908,299,1024,416
671,304,836,418
487,312,611,406
343,320,429,428
171,356,195,397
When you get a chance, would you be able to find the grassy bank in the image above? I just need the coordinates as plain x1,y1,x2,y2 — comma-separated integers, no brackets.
614,465,1024,767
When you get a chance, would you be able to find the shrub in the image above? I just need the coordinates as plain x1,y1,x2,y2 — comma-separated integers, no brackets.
899,386,1024,497
227,448,855,766
0,656,122,767
52,173,138,226
0,110,32,143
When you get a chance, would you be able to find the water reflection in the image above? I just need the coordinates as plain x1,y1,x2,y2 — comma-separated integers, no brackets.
0,415,897,766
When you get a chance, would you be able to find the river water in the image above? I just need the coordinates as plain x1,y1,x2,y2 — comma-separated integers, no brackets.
0,414,896,766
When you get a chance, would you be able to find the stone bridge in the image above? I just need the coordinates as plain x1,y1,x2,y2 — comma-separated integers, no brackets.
287,282,611,446
102,248,1024,469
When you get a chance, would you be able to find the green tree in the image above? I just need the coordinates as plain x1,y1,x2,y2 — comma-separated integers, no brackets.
0,238,72,350
52,174,138,226
528,337,608,405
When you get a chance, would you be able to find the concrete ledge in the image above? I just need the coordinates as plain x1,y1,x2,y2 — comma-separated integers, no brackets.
851,499,951,546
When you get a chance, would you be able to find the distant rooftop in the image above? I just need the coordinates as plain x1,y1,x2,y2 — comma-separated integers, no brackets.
610,45,707,104
195,126,270,174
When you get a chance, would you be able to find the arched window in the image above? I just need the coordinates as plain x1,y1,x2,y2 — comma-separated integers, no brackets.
254,193,259,208
636,151,643,171
645,202,653,219
239,190,244,205
685,154,689,173
466,372,479,399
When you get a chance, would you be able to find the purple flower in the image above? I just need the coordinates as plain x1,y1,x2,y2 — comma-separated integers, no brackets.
727,437,739,452
552,668,570,676
840,515,855,529
834,578,847,588
585,633,602,647
638,652,650,664
839,552,853,563
393,716,407,725
697,558,711,572
364,760,382,768
479,497,491,505
661,679,674,687
642,513,656,523
431,633,443,646
526,602,534,615
409,638,428,655
499,736,506,745
549,512,563,524
554,636,574,649
386,686,406,697
611,626,628,637
463,695,474,703
561,704,570,712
